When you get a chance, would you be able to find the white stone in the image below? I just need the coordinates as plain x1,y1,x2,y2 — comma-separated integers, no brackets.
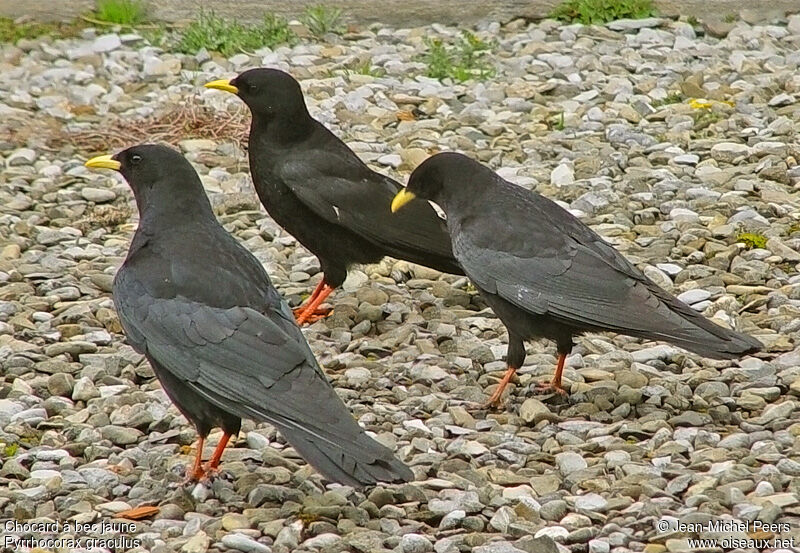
179,139,217,152
555,451,587,475
673,153,699,165
574,492,608,512
377,154,402,168
143,56,181,77
550,163,574,187
677,289,711,305
7,148,37,166
92,34,122,53
710,142,750,163
656,263,683,276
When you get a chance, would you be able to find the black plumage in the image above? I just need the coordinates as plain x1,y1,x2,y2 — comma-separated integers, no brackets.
205,69,463,324
85,144,412,487
392,152,762,405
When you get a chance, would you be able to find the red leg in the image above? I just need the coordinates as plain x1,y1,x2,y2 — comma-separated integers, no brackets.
484,366,517,408
203,432,232,476
534,352,568,396
293,280,325,314
293,280,331,320
187,436,205,482
295,283,335,325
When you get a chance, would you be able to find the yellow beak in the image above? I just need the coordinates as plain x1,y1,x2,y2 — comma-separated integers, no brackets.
85,154,121,171
204,79,239,94
391,189,416,213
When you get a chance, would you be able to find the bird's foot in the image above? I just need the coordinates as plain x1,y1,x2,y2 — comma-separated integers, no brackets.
200,464,221,481
532,381,568,396
482,389,508,410
480,366,517,410
293,305,333,325
184,465,207,484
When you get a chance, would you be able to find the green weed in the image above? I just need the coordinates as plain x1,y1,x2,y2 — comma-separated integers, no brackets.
550,0,656,24
177,11,295,56
2,443,18,458
651,92,685,108
737,232,768,250
423,30,495,83
94,0,147,25
549,112,566,131
301,4,344,38
692,109,721,131
338,59,386,78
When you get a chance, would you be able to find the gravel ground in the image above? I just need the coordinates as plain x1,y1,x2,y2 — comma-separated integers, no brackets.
2,11,800,553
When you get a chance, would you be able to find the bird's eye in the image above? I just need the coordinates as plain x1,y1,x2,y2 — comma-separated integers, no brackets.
131,154,142,164
249,83,257,92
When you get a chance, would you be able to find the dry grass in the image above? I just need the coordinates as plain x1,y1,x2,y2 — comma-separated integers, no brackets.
70,98,250,155
74,204,133,234
3,98,250,156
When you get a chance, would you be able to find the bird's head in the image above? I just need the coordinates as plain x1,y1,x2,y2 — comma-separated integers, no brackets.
391,152,476,214
205,68,308,121
84,144,208,216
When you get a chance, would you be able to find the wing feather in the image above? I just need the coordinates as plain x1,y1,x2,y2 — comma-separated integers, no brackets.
278,151,458,264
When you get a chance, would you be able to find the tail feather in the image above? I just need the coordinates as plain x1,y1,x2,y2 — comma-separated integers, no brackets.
630,289,762,359
278,425,413,488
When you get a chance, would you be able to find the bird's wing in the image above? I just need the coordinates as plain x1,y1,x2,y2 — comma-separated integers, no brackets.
114,274,387,454
278,151,456,261
452,192,723,344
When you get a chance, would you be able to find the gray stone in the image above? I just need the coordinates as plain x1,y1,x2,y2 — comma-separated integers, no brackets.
81,187,117,203
555,451,587,475
401,533,433,553
7,148,36,166
92,34,122,53
220,534,272,553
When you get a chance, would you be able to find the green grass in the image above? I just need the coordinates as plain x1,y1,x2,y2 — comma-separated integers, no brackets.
337,59,386,78
692,109,722,131
651,92,685,108
2,443,18,458
94,0,147,25
423,31,495,83
737,232,768,250
549,112,566,131
687,16,699,26
0,17,86,43
723,13,737,23
301,4,344,37
550,0,656,24
177,12,295,56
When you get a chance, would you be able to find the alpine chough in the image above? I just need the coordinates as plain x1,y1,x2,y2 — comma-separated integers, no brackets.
205,69,463,324
392,152,762,406
84,144,413,487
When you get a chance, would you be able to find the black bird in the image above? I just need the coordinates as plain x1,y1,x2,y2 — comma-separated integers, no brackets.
205,69,463,325
392,152,762,406
84,144,413,487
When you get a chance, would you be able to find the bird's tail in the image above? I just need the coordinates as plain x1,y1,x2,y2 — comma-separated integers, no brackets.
630,291,762,360
276,424,413,488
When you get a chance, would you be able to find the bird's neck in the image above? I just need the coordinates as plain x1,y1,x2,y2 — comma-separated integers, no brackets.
136,189,216,231
251,110,316,145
